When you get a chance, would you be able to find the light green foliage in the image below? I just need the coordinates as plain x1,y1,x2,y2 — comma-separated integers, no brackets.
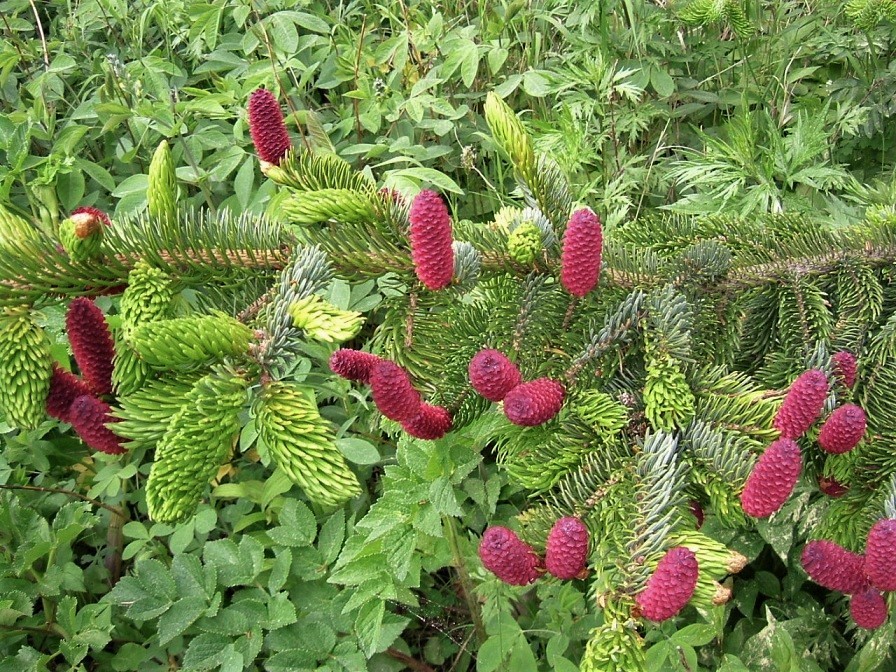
507,221,542,265
130,314,252,368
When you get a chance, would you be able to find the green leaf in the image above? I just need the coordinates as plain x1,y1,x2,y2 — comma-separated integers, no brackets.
429,477,462,516
318,509,345,565
182,633,230,670
337,437,380,465
670,623,716,647
266,592,298,630
157,596,207,645
269,500,316,547
354,600,385,658
268,548,293,593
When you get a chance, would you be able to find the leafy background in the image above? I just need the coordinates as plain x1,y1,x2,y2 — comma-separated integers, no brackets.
2,0,896,670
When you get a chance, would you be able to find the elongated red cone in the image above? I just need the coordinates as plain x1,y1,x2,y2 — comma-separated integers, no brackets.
409,189,454,290
369,360,422,423
740,438,802,518
478,526,543,586
329,349,382,384
545,517,590,580
402,403,452,440
817,404,866,454
503,378,565,426
66,298,115,396
635,547,698,622
69,395,125,455
800,540,867,594
832,351,857,389
248,88,292,165
773,369,828,439
46,365,94,423
468,349,521,402
865,518,896,591
850,588,888,630
560,208,603,297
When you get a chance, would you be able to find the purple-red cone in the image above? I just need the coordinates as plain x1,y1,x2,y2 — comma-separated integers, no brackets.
468,349,521,402
503,378,565,426
818,404,866,454
850,588,888,630
818,475,848,498
801,540,867,594
248,88,292,165
369,360,422,422
408,189,454,291
545,517,590,580
740,438,802,518
71,206,111,227
46,365,94,423
689,500,705,529
773,369,829,439
560,208,603,297
865,518,896,592
329,349,382,384
402,403,452,440
635,547,699,622
66,297,115,396
68,395,125,455
478,526,543,586
832,351,857,390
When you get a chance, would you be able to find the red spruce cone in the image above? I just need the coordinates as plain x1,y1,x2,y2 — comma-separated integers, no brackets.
68,395,125,455
66,297,115,396
369,360,422,422
468,349,521,402
773,369,829,439
801,540,867,594
402,403,452,440
545,517,590,580
46,365,94,423
865,518,896,592
832,351,857,389
248,88,291,165
503,378,565,426
408,189,454,291
560,208,603,297
850,588,888,630
329,349,382,384
817,404,866,454
689,500,705,529
635,547,699,622
71,206,111,236
818,475,848,498
740,438,802,518
478,526,543,586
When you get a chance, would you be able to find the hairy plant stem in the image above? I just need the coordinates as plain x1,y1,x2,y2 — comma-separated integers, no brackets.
442,515,486,645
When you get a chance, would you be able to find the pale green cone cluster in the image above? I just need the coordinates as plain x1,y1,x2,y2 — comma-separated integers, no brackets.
111,376,202,451
288,294,364,343
281,188,377,225
580,602,646,672
0,309,53,429
507,221,542,265
58,217,103,262
643,343,695,431
145,373,248,522
255,382,361,507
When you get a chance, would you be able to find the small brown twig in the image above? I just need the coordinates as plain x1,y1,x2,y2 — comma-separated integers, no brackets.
386,647,436,672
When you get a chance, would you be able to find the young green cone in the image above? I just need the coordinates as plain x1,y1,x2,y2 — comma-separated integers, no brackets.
145,373,248,522
130,314,253,368
147,140,178,224
255,381,361,507
288,295,364,343
0,309,53,429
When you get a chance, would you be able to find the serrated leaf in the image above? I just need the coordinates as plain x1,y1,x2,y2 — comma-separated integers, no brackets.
266,592,298,630
157,596,207,645
354,600,385,658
